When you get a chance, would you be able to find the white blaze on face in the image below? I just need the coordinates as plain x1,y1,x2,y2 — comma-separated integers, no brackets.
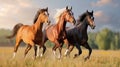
44,11,50,23
45,12,48,16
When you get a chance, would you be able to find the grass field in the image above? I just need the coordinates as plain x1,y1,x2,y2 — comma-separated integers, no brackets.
0,47,120,67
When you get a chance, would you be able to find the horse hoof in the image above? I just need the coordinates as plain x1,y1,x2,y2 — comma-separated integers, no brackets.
73,54,78,58
84,56,89,61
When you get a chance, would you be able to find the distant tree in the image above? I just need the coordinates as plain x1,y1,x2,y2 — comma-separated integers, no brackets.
111,32,120,49
88,32,98,49
0,29,12,46
95,28,114,50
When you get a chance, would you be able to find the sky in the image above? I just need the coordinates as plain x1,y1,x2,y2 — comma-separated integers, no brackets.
0,0,120,32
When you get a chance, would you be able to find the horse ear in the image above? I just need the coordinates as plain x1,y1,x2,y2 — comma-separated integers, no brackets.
70,6,72,10
46,7,48,11
86,10,89,13
66,6,68,10
91,10,93,14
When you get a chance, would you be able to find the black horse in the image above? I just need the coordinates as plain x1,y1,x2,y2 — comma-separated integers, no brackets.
63,10,95,61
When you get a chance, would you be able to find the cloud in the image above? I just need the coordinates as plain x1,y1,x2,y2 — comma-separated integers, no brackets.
94,11,110,23
0,0,36,29
17,0,32,8
91,0,112,7
94,11,103,18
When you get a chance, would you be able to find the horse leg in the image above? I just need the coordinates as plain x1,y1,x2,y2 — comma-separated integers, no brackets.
52,40,61,58
25,41,34,58
66,45,74,57
52,45,57,57
34,45,38,57
13,38,22,58
64,39,70,56
24,45,32,58
64,43,70,56
58,42,63,58
74,43,82,58
36,44,45,57
41,45,46,57
82,42,92,61
40,33,48,57
41,36,48,57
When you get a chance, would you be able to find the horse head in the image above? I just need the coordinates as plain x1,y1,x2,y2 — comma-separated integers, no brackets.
85,10,96,29
62,6,76,25
34,7,51,25
77,10,95,29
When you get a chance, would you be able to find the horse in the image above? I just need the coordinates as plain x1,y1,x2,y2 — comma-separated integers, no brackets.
6,7,50,58
63,10,95,61
35,6,76,59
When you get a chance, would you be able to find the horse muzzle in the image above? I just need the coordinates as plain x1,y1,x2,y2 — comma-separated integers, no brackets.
91,25,96,29
47,21,51,25
72,19,76,25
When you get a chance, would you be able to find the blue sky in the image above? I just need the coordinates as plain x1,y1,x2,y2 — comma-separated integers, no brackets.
0,0,120,31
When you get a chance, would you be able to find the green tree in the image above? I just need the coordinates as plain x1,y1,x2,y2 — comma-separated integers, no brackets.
88,32,98,49
108,32,120,50
95,28,114,50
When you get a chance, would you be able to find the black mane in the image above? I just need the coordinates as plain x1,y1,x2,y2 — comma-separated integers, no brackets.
78,12,88,22
76,10,93,26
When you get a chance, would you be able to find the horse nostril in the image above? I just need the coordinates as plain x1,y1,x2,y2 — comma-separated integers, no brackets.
74,20,76,24
93,25,96,29
48,21,51,25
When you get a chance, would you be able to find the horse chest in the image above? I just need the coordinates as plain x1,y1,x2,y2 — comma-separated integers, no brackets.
33,32,42,44
58,31,65,40
75,31,88,44
80,35,88,44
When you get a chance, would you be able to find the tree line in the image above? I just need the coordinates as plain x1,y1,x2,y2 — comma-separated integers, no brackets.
88,28,120,50
0,28,120,50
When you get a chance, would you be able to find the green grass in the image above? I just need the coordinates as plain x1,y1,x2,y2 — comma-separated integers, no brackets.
0,47,120,67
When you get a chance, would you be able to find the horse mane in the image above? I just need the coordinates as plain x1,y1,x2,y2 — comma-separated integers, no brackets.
77,10,93,23
33,8,47,24
54,8,66,23
75,11,90,26
77,12,88,22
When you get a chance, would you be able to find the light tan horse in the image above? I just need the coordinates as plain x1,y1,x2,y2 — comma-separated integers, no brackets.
38,6,76,59
7,7,50,58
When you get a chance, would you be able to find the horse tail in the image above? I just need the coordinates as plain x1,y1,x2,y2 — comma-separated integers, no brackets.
6,23,23,39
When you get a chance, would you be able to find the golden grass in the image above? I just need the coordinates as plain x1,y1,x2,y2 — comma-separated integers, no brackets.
0,47,120,67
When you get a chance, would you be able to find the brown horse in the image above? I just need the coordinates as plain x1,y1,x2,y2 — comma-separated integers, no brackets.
7,7,50,58
63,10,95,61
35,6,76,59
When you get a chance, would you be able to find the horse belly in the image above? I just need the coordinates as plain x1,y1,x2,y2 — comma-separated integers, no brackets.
20,29,34,44
46,27,57,42
46,32,55,42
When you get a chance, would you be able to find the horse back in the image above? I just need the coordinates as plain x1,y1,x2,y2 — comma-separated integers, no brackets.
16,25,35,42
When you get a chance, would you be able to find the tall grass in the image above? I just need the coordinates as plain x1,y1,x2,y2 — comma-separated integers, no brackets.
0,47,120,67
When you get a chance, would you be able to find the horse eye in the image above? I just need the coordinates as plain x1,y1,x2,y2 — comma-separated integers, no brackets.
91,17,94,20
69,13,71,15
48,13,49,16
72,13,74,15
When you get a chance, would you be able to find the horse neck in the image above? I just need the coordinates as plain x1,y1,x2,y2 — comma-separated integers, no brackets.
77,21,88,33
57,16,67,32
33,21,43,32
